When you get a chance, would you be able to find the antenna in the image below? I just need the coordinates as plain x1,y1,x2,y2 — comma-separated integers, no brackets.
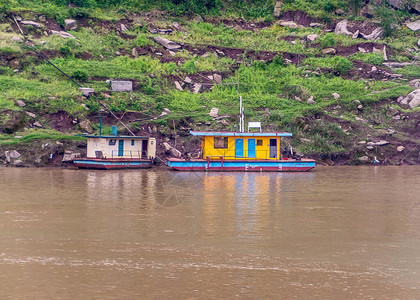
239,96,245,133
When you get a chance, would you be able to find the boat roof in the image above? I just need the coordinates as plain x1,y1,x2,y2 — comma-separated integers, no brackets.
190,131,292,137
77,135,151,139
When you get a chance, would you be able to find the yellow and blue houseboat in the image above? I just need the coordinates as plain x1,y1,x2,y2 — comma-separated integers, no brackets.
167,131,316,172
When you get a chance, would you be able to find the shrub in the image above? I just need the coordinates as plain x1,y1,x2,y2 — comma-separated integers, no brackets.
319,33,337,48
71,70,88,82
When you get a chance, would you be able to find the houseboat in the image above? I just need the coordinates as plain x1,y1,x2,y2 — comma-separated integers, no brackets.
73,128,156,169
167,130,316,172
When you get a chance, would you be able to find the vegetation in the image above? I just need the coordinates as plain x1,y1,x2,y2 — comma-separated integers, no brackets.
0,0,419,165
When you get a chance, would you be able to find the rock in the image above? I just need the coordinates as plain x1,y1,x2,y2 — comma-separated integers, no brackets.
163,142,172,152
273,1,282,17
153,36,182,50
335,20,353,36
358,141,367,145
193,83,202,94
366,145,374,150
209,108,219,117
16,99,26,107
322,48,336,55
39,41,46,45
11,36,23,42
120,24,128,31
79,120,93,133
357,104,363,111
406,20,420,31
361,28,384,41
160,108,171,116
332,93,341,100
201,52,210,58
409,79,420,88
306,34,319,42
358,47,367,53
352,30,360,39
81,104,90,111
310,22,323,28
13,160,23,167
26,112,36,118
400,89,420,108
213,74,222,84
358,156,369,162
173,22,180,30
115,51,121,56
79,87,94,97
184,76,192,84
307,95,316,104
373,47,382,54
374,140,389,146
279,21,298,29
194,15,204,24
5,150,21,163
387,0,404,9
215,49,225,56
33,121,42,128
132,48,138,57
111,81,132,92
174,81,183,91
335,8,345,15
21,21,43,28
50,30,76,39
294,96,302,102
397,146,405,152
170,147,182,158
220,119,229,126
365,5,375,18
64,19,77,31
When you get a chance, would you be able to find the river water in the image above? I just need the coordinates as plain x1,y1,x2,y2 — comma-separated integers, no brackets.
1,166,420,299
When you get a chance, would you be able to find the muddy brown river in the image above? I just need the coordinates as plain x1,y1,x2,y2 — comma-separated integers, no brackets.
1,166,420,299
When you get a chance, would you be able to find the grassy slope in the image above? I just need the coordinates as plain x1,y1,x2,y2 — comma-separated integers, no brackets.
1,0,420,165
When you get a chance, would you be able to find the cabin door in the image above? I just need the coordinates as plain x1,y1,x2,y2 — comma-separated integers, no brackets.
248,139,256,158
269,139,277,158
235,139,244,157
142,140,148,158
118,140,124,156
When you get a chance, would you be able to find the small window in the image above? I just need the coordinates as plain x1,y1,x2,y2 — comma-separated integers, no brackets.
214,137,228,149
131,140,135,146
256,139,263,146
109,139,116,146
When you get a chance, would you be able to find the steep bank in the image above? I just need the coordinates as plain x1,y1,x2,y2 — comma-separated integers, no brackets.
1,0,420,167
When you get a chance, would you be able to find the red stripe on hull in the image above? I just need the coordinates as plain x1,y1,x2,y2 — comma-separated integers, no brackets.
74,163,152,170
170,166,314,172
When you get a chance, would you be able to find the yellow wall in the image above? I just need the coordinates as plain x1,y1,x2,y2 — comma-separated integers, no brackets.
202,136,282,160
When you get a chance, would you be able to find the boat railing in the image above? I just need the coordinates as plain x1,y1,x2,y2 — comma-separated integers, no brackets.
111,150,142,159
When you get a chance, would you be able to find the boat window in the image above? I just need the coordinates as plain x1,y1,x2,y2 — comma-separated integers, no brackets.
109,139,116,146
214,137,228,149
256,139,263,146
131,139,135,146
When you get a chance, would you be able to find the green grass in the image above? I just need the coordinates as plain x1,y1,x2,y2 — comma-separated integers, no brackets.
0,129,85,146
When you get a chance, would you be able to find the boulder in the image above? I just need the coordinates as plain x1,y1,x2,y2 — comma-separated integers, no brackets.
361,28,384,41
209,108,219,117
335,20,353,36
64,19,77,31
306,34,319,42
21,21,43,28
193,83,202,94
322,48,336,55
184,77,192,84
5,150,21,163
213,73,222,84
16,99,26,107
169,147,182,158
51,30,76,39
120,24,128,31
279,21,298,29
79,87,94,97
332,93,341,100
406,20,420,32
352,30,360,39
13,160,24,167
174,81,184,91
400,89,420,108
153,36,182,50
358,156,369,162
273,1,282,17
79,119,93,133
409,79,420,88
